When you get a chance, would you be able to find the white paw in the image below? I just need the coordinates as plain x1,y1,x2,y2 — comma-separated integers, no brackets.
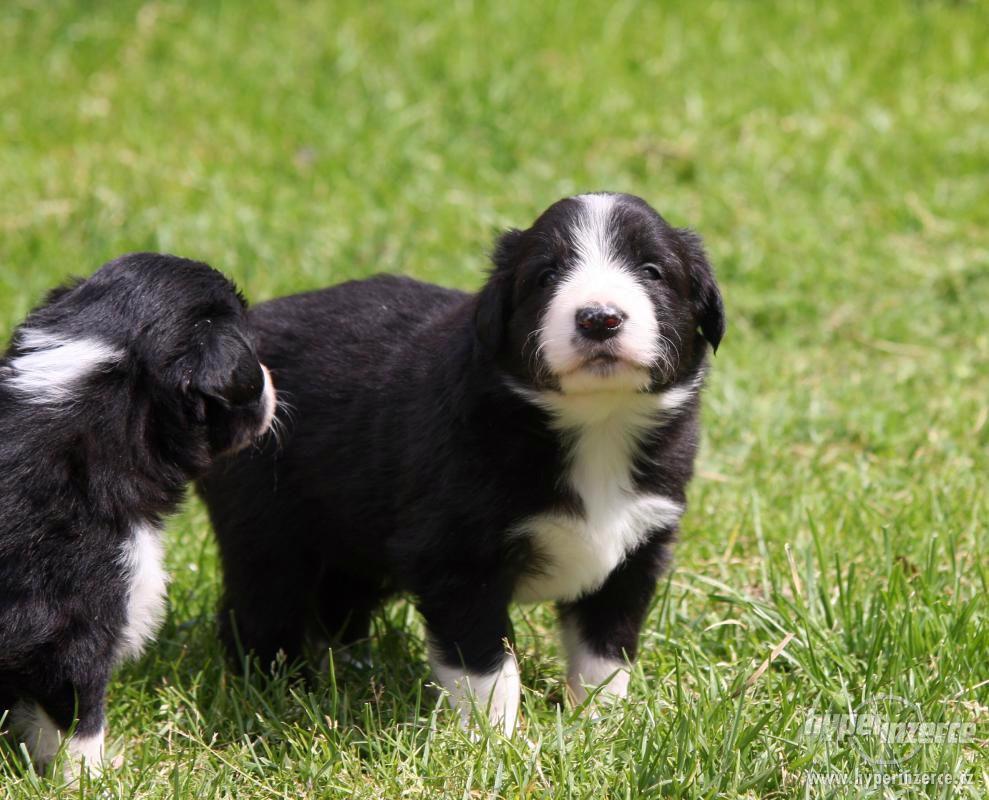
566,661,630,709
561,622,631,711
63,728,106,779
430,650,521,734
8,702,106,778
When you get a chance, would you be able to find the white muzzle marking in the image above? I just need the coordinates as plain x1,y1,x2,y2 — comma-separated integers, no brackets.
539,194,659,394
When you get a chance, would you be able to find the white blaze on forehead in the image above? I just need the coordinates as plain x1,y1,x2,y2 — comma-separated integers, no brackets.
539,195,660,387
572,193,625,272
4,328,122,405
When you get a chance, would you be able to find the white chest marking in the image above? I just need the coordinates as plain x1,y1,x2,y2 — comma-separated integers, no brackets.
513,392,684,604
515,495,682,603
116,524,169,661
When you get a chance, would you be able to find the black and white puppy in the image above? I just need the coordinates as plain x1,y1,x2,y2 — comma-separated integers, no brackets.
0,253,276,773
200,193,724,732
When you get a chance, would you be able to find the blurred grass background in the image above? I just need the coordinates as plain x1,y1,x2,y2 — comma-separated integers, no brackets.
1,1,987,797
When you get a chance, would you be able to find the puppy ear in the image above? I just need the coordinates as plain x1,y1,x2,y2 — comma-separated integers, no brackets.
475,228,522,352
178,324,264,455
180,324,262,415
679,229,726,353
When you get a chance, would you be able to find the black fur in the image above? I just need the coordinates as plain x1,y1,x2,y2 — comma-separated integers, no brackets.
200,193,724,702
0,253,272,768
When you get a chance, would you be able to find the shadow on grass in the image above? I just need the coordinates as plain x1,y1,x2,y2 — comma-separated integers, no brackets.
141,600,435,744
0,600,437,786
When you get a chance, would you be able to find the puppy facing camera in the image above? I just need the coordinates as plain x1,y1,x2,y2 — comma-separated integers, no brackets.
200,192,724,733
0,253,276,776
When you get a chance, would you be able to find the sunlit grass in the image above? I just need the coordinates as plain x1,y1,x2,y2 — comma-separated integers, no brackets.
0,0,986,796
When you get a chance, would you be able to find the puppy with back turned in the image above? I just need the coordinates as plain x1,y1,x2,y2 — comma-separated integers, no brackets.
0,253,275,775
201,193,724,731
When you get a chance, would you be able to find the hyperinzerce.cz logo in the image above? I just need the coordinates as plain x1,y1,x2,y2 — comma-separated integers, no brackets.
801,694,976,767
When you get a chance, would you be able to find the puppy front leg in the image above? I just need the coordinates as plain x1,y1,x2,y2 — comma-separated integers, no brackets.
558,537,670,708
420,592,519,734
13,678,107,776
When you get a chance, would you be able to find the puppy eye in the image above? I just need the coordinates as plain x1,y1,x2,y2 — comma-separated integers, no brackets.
640,263,662,281
537,268,559,288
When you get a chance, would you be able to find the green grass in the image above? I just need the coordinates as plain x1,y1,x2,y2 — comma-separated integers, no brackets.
1,0,987,797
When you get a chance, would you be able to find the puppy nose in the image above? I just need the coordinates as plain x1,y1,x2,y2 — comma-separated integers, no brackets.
575,304,626,341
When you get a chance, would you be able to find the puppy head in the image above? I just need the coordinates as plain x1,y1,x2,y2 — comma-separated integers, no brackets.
175,313,277,458
99,254,278,460
10,253,276,466
476,193,724,396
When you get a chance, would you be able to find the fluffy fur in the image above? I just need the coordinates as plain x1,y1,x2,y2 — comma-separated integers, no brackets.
0,253,275,774
200,193,724,730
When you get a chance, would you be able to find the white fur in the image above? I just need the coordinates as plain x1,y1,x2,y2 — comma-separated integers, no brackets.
539,194,659,394
7,702,105,774
658,372,703,415
9,701,64,768
508,375,698,426
65,728,105,774
259,363,277,433
3,329,122,405
116,524,169,662
513,386,685,604
561,618,630,706
430,649,521,734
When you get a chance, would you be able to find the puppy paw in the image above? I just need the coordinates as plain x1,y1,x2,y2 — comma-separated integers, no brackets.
431,651,522,735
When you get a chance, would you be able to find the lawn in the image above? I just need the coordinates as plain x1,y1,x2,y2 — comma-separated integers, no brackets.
1,0,987,797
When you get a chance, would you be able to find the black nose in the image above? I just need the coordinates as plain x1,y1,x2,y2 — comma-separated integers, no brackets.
575,305,626,341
